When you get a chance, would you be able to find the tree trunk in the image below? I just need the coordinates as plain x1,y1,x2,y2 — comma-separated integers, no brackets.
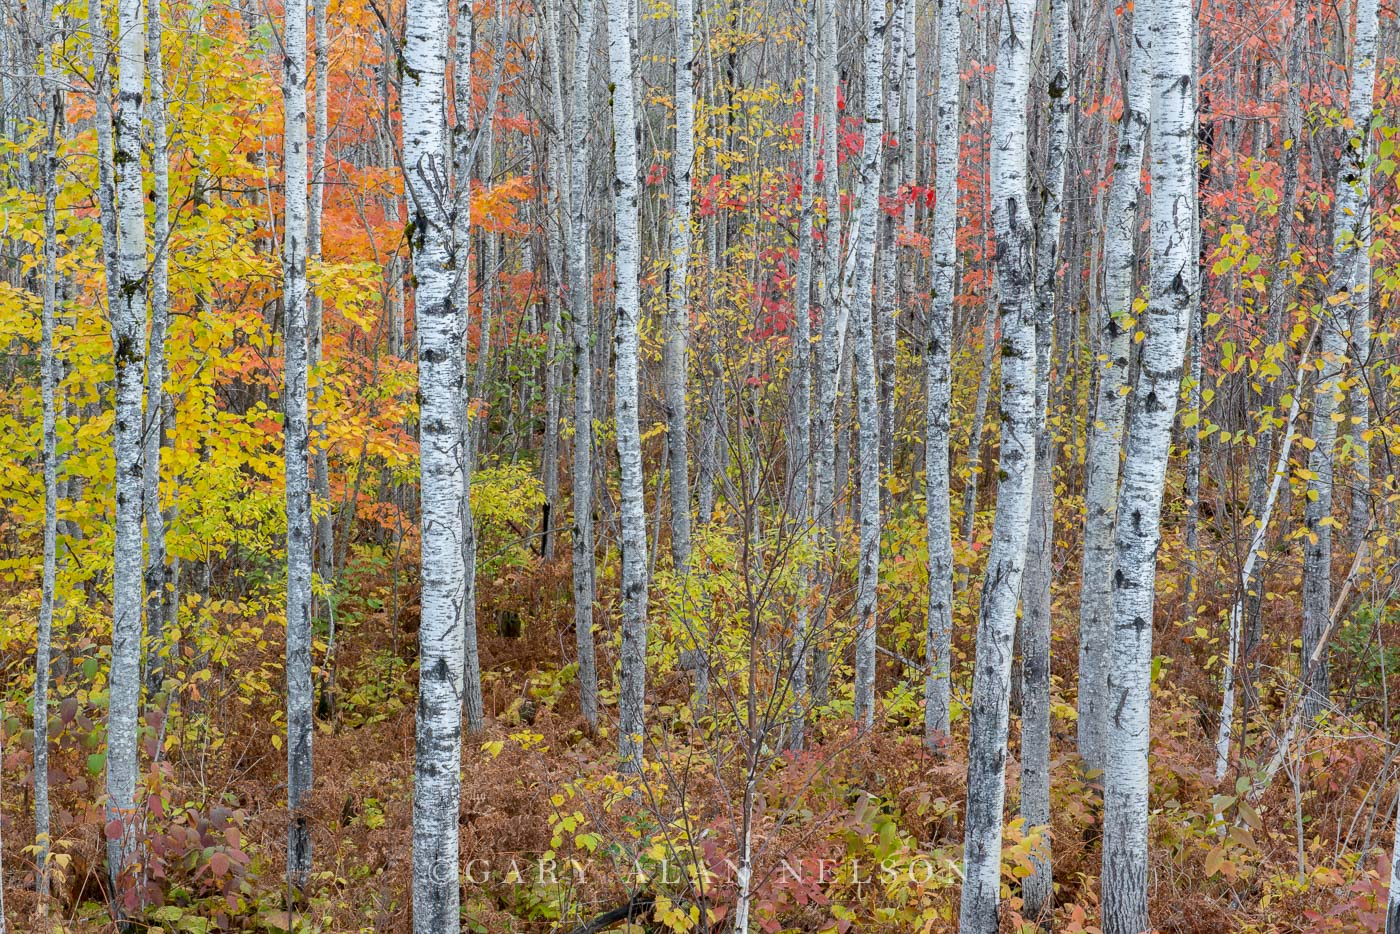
924,0,959,745
143,0,172,697
1387,788,1400,932
310,0,335,675
403,0,468,921
281,0,316,892
787,10,818,751
1076,0,1150,772
568,0,600,732
959,317,996,544
847,0,886,731
957,0,1038,927
1302,0,1378,721
1021,0,1069,917
665,0,695,572
875,0,904,513
1101,2,1196,929
35,75,62,910
608,0,649,771
454,0,486,734
101,0,149,896
809,0,842,712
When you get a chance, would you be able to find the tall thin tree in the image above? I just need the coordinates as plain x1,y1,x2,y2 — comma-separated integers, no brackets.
1021,0,1069,916
665,0,696,572
101,0,149,895
402,0,469,920
282,0,315,891
608,0,650,771
1076,0,1151,770
957,0,1038,926
1101,0,1196,928
925,0,960,745
1301,0,1378,720
847,0,886,730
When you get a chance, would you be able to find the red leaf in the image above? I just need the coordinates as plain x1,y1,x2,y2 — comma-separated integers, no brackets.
105,818,125,841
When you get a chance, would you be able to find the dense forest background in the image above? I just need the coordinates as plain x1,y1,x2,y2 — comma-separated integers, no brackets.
2,0,1400,929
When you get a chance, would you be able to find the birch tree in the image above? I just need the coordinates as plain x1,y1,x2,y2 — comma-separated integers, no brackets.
810,0,841,708
452,0,485,734
35,73,61,909
787,3,818,750
665,0,695,572
1301,0,1378,721
1077,0,1151,770
847,0,886,731
143,0,172,696
1388,791,1400,932
1101,0,1196,928
309,0,333,654
957,0,1038,926
101,0,149,892
1021,0,1069,915
607,0,649,771
567,0,600,732
281,0,315,890
402,0,468,920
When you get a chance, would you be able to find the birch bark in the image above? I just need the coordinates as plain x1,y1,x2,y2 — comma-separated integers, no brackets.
925,0,960,744
1101,1,1196,928
143,0,172,696
281,0,315,890
665,0,695,571
608,0,650,771
453,0,485,733
957,0,1038,927
402,0,468,921
1021,0,1069,915
568,0,600,732
847,0,886,731
103,0,149,893
1077,0,1151,770
1302,0,1378,721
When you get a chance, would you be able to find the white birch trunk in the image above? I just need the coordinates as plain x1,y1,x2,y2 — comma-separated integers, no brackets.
403,0,468,921
35,77,61,908
957,0,1038,927
810,0,842,709
541,0,566,562
925,0,960,744
787,14,818,750
1101,2,1196,928
665,0,695,572
453,0,485,734
143,0,172,697
568,0,600,732
103,0,148,894
875,0,904,506
310,0,334,666
281,0,316,891
847,0,886,732
608,0,650,771
1021,0,1069,916
1076,0,1151,771
1303,0,1378,721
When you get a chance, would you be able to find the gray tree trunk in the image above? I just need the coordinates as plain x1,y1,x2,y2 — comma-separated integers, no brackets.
957,0,1038,927
1021,0,1069,917
1101,1,1196,928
